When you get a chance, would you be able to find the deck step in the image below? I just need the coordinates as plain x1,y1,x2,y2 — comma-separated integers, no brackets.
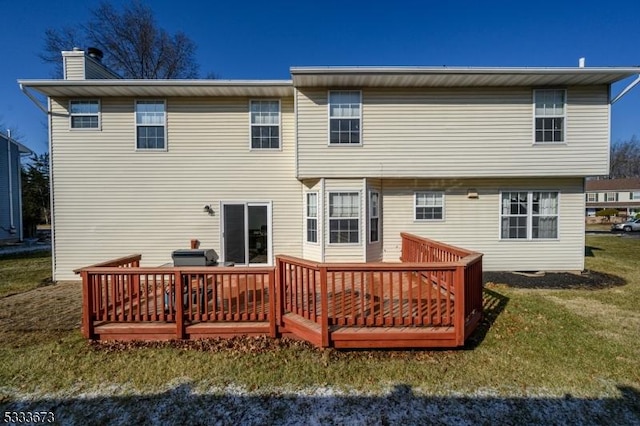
186,322,270,338
331,325,457,349
282,313,322,347
94,322,177,341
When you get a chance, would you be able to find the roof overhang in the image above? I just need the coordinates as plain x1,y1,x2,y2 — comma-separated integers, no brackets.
17,79,294,98
290,67,640,87
0,134,32,154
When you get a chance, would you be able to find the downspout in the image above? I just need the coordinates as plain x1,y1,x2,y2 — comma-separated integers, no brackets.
48,97,56,280
7,130,15,235
611,74,640,104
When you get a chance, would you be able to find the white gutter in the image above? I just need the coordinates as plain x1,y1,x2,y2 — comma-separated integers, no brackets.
19,83,49,114
6,130,14,234
611,74,640,104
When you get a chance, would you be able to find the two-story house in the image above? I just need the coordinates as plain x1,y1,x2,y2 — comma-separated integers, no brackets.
585,177,640,217
19,50,640,281
0,131,32,243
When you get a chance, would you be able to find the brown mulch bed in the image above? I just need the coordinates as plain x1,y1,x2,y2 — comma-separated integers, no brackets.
483,270,626,290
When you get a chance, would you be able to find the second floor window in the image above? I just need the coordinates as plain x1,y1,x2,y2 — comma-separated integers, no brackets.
586,193,598,202
250,100,280,149
632,192,640,200
136,100,165,150
605,192,618,202
534,89,565,143
329,91,361,144
70,100,100,129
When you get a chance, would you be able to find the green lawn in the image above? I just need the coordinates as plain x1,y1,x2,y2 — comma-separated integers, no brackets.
0,237,638,401
0,251,52,297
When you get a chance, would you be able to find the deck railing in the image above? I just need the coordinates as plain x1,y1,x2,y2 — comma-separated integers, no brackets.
77,233,482,346
277,233,483,345
79,261,275,339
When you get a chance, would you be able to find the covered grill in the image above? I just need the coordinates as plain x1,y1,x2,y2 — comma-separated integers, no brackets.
171,249,217,266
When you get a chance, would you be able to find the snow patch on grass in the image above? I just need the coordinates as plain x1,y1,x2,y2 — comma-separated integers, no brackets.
2,383,638,425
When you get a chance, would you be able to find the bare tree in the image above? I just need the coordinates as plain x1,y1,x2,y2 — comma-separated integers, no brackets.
610,135,640,178
40,1,199,79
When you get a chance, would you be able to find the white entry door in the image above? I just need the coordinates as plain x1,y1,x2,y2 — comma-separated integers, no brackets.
221,202,271,265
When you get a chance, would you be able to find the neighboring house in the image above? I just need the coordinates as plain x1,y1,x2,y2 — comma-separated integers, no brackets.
585,178,640,217
0,132,32,242
18,50,640,280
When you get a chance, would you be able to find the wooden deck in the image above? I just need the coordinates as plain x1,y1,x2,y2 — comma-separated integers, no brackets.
77,233,484,349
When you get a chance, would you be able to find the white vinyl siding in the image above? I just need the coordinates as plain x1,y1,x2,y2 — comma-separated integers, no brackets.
380,178,584,272
135,100,166,150
69,100,100,129
328,91,361,145
415,191,444,221
250,100,280,149
49,96,300,280
297,87,609,178
534,89,566,143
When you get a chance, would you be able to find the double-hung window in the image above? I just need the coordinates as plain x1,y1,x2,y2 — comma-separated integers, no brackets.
369,191,380,243
605,192,618,202
534,89,565,143
631,191,640,200
135,100,166,150
329,91,361,144
500,191,559,239
70,100,100,129
329,192,359,243
415,192,444,220
250,100,280,149
306,193,318,243
586,193,598,202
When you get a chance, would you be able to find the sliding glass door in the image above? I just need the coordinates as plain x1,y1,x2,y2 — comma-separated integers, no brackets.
222,202,270,265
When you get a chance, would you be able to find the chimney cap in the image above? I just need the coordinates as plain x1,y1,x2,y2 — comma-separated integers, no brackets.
87,47,104,62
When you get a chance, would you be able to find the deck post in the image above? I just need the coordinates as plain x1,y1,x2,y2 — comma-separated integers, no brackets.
275,257,283,330
269,268,277,338
81,270,95,339
454,264,466,346
319,266,330,347
174,271,186,339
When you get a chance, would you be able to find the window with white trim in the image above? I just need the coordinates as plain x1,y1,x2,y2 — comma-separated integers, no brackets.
605,192,618,202
306,193,318,243
329,91,361,144
250,100,280,149
369,191,380,243
135,100,166,149
586,193,598,202
415,192,444,220
500,191,559,240
69,100,100,129
329,192,359,243
631,191,640,200
534,89,565,143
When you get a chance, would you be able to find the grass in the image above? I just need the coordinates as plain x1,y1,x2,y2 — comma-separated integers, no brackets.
0,251,52,297
0,237,638,404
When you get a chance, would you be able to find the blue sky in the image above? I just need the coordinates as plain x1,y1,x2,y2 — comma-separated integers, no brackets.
1,0,639,154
